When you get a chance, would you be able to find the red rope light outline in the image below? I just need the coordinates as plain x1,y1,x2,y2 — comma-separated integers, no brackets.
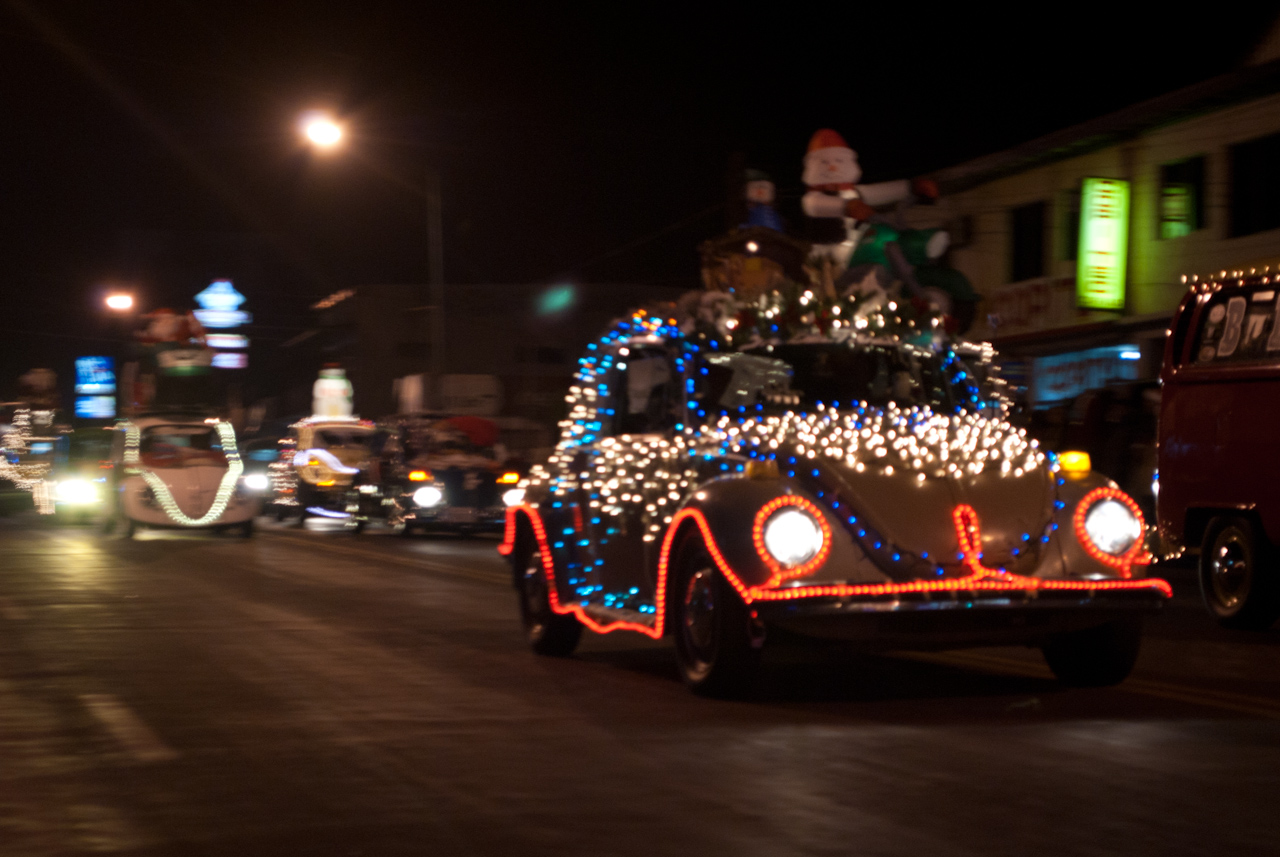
495,500,1172,639
751,495,833,584
1071,487,1150,578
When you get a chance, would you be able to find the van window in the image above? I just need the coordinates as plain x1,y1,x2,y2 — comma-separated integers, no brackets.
1191,286,1280,365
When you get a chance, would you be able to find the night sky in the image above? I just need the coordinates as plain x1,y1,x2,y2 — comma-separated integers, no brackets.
0,1,1273,395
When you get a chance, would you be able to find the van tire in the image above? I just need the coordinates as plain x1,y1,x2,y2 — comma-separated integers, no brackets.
1200,517,1280,630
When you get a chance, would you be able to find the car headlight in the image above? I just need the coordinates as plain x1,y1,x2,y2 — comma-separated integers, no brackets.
413,486,443,507
502,487,525,507
55,479,99,504
761,507,825,568
1081,497,1143,556
243,473,269,492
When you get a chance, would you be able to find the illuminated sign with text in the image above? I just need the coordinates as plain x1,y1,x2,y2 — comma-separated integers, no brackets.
1076,177,1130,311
193,280,250,368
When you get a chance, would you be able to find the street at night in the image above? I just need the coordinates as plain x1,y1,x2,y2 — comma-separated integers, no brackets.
6,6,1280,855
1,516,1276,855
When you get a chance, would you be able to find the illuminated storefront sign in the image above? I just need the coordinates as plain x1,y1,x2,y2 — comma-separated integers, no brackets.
193,280,250,368
74,356,115,395
1029,345,1142,406
74,356,116,419
1076,177,1130,311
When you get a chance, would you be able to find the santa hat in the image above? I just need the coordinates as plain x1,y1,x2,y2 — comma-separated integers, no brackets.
807,129,850,154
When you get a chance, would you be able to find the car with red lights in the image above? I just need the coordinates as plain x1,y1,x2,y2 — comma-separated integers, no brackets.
379,413,524,536
1158,270,1280,629
500,295,1172,696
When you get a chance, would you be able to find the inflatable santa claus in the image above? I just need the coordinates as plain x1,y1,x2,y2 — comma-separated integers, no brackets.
801,128,937,268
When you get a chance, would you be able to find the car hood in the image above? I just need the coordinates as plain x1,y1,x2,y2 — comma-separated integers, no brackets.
731,407,1052,579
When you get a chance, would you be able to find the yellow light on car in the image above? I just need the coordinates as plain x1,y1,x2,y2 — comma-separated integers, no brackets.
1059,451,1091,475
409,470,431,482
498,471,520,484
317,479,336,487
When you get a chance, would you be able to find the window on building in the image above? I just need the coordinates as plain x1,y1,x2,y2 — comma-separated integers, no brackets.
1230,132,1280,237
1159,156,1205,239
1010,201,1046,282
1059,189,1081,261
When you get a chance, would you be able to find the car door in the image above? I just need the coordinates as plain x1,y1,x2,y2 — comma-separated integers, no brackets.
573,343,682,619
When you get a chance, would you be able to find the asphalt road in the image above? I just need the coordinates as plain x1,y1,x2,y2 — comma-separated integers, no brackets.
1,513,1277,856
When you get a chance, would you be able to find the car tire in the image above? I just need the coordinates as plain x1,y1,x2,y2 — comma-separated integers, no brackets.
671,533,761,697
1041,618,1142,687
516,544,581,657
123,519,137,540
240,519,255,538
1199,517,1280,630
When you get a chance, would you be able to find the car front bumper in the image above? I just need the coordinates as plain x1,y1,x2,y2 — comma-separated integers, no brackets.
756,584,1168,648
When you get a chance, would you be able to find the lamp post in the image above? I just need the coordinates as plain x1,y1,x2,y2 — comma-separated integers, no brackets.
299,111,447,384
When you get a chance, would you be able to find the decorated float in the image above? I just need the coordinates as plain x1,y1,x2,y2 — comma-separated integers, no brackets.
498,130,1170,696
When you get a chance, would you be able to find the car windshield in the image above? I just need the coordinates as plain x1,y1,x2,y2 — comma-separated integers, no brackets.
315,428,372,450
403,423,480,458
699,343,965,412
140,425,227,468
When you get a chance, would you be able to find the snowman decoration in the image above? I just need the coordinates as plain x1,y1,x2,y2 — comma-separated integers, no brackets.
801,129,937,273
312,365,354,418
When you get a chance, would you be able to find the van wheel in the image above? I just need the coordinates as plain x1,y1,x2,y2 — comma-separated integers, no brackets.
671,533,760,697
1041,618,1142,687
1200,517,1280,629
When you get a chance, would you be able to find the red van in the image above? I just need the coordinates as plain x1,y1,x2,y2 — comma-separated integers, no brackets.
1158,270,1280,629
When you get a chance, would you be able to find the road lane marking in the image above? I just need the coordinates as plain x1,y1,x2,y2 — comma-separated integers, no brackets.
0,597,29,621
899,650,1280,719
80,694,180,763
261,529,509,586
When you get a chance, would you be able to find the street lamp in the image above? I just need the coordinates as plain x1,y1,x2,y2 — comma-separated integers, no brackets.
298,111,446,386
104,293,134,312
300,112,344,150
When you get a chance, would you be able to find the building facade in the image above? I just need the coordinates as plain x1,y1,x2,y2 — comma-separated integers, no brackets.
908,36,1280,411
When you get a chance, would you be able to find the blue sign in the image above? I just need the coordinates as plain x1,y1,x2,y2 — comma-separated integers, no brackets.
1029,345,1143,406
194,279,252,330
75,395,116,419
195,280,245,312
75,356,115,395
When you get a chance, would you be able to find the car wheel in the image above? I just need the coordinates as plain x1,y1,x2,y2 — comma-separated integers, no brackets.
1200,517,1280,630
1041,618,1142,687
240,519,255,538
671,533,761,697
123,519,137,540
274,506,287,522
516,544,581,656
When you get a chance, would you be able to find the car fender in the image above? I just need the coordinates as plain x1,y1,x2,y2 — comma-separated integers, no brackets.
664,475,869,592
1055,470,1153,578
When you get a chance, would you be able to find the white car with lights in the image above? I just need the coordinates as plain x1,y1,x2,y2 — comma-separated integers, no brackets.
107,413,259,537
499,295,1172,696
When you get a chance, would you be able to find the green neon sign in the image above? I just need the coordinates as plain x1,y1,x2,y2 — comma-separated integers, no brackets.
1076,177,1130,311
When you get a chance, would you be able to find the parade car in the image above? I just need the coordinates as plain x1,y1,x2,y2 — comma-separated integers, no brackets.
380,413,523,536
276,416,381,526
49,428,115,523
1158,269,1280,629
499,297,1172,696
107,413,259,537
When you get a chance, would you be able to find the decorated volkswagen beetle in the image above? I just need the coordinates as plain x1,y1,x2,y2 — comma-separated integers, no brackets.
106,412,258,538
499,288,1172,696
